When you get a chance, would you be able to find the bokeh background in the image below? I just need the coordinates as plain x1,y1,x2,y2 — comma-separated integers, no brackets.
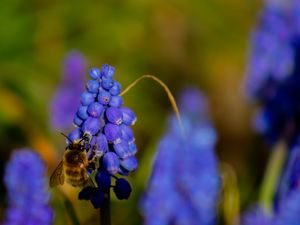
0,0,266,224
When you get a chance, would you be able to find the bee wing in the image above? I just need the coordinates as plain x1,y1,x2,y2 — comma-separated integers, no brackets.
49,161,64,188
83,170,96,188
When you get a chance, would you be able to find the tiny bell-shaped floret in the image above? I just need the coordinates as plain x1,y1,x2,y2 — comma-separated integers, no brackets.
77,105,89,120
113,178,132,200
87,102,104,118
102,77,114,90
103,152,120,174
110,82,121,95
73,115,83,127
120,156,138,172
104,123,122,143
120,124,134,142
78,187,94,200
95,171,111,190
67,128,82,144
80,91,95,106
97,90,111,105
86,80,100,93
114,141,130,159
106,107,123,125
94,134,108,157
109,96,123,108
82,117,101,136
90,190,105,209
128,142,137,155
101,64,115,78
89,67,101,79
121,107,137,126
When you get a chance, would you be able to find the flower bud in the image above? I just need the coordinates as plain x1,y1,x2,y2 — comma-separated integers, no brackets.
97,90,111,105
87,102,104,118
102,77,114,90
86,80,100,93
113,178,132,200
73,115,83,127
109,96,123,108
82,117,101,135
80,91,95,106
78,187,94,200
121,107,137,126
67,128,82,144
101,64,115,78
94,134,108,157
128,142,137,155
89,67,101,79
77,105,89,120
110,82,121,95
104,123,122,143
114,141,130,159
120,124,134,142
106,107,123,125
103,152,120,174
120,156,138,172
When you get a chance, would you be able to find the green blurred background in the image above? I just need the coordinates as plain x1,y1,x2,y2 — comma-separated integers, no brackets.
0,0,267,224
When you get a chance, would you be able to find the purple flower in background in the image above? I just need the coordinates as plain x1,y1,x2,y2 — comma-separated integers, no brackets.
3,149,53,225
273,189,300,225
240,206,271,225
245,0,300,145
65,64,137,208
50,51,87,130
141,88,220,225
276,143,300,208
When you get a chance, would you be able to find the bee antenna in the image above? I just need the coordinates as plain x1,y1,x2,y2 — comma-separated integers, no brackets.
60,132,73,144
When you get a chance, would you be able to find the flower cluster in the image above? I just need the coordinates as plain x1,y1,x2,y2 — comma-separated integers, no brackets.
50,51,86,131
67,64,137,208
141,87,220,225
3,149,53,225
245,0,300,145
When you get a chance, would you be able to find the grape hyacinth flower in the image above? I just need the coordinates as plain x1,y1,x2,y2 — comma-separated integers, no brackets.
3,149,53,225
141,87,220,225
245,0,300,145
50,51,86,131
67,64,137,208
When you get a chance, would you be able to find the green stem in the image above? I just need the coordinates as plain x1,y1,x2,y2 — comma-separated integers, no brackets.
100,190,111,225
259,141,286,213
64,198,81,225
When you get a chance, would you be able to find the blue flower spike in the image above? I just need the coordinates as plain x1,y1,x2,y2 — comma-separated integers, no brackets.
65,64,137,208
3,149,53,225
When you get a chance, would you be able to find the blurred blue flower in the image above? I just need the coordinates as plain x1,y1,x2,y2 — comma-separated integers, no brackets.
50,51,87,130
3,149,53,225
66,64,137,208
274,189,300,225
276,143,300,208
240,206,271,225
141,87,220,225
245,0,300,145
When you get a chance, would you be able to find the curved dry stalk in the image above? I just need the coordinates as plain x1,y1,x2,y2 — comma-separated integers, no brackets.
121,75,185,135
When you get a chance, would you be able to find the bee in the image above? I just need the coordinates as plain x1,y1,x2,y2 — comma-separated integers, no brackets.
49,134,95,188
